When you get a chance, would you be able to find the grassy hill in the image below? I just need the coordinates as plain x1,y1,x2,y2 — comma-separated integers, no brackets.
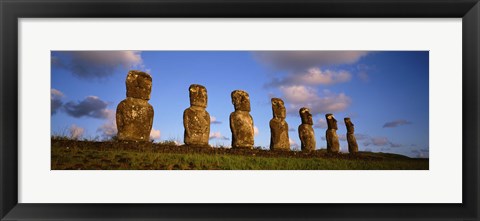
51,138,429,170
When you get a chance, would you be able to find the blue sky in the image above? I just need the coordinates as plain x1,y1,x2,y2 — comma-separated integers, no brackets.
51,51,429,158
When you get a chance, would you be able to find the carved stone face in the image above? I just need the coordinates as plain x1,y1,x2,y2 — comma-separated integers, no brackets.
326,113,338,130
189,84,207,108
344,117,354,133
299,107,313,125
271,98,286,119
231,90,251,112
126,70,152,100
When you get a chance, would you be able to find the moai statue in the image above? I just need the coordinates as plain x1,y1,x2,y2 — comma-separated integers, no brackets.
298,107,316,152
269,98,290,151
116,70,154,141
344,118,359,154
325,113,340,153
229,90,254,149
183,84,210,146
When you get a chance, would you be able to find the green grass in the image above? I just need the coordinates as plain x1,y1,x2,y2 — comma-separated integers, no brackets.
51,139,428,170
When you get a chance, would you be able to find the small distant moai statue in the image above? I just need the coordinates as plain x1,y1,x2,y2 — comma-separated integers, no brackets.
269,98,290,151
325,113,340,153
183,84,210,146
298,107,316,152
344,118,359,154
229,90,254,149
116,70,154,141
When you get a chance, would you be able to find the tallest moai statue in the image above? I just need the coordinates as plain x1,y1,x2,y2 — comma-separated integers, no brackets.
116,70,154,141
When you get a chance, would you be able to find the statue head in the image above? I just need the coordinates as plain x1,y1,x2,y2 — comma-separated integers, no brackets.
231,90,251,112
299,107,313,125
271,98,286,119
189,84,207,108
325,113,338,130
126,70,152,100
344,117,354,133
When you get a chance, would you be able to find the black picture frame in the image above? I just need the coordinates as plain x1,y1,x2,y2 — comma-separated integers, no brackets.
1,0,479,220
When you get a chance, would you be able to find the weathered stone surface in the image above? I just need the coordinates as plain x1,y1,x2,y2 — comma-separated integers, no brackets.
231,90,251,112
183,84,210,146
325,113,340,153
344,117,359,154
298,107,316,152
116,97,154,141
117,70,154,142
269,98,290,151
126,70,152,100
188,84,207,108
230,90,254,149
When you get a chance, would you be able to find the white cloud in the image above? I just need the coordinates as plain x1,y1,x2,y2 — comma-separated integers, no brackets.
340,145,348,152
150,128,161,140
298,68,351,85
289,138,300,150
96,109,117,139
69,124,84,140
254,126,259,136
266,67,352,87
210,132,221,139
279,85,318,103
210,116,222,124
209,132,229,140
51,88,64,98
289,138,296,145
279,85,351,114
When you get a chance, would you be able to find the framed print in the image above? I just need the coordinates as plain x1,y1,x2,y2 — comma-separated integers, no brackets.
1,0,479,220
